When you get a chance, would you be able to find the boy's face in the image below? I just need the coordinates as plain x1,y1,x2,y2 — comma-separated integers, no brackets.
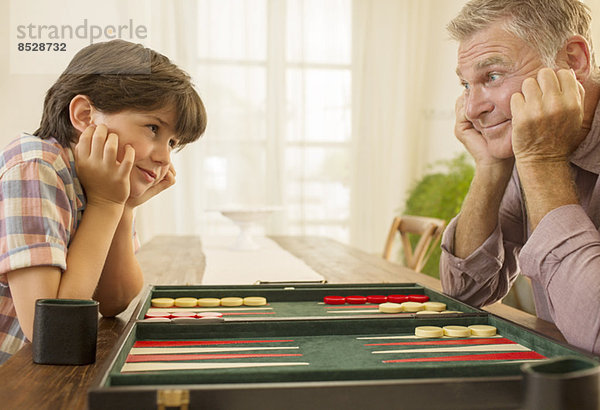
91,106,179,198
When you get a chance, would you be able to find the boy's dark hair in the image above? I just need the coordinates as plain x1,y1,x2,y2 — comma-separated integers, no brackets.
35,39,206,148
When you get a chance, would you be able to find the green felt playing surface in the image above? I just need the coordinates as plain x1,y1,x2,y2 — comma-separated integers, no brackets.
107,313,590,387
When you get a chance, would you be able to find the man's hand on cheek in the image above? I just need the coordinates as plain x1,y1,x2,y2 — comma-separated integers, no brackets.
126,163,176,209
510,68,585,164
74,124,135,208
454,95,514,171
455,95,490,162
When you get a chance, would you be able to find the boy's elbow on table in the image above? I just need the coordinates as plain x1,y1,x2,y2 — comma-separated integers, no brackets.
98,288,142,317
98,301,131,318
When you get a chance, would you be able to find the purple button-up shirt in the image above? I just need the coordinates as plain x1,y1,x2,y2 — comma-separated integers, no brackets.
440,101,600,355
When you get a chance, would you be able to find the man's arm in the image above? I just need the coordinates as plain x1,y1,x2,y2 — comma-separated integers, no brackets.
440,172,525,307
509,69,600,354
454,162,513,258
519,204,600,354
440,94,520,304
511,69,584,228
450,95,515,259
441,166,519,306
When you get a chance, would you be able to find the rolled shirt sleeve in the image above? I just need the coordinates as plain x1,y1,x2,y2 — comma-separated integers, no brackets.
440,167,526,307
519,204,600,354
440,215,516,307
441,202,600,355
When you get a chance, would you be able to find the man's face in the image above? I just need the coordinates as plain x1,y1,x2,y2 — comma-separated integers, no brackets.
456,21,547,159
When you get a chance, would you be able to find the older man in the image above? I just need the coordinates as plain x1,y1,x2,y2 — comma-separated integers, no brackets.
440,0,600,355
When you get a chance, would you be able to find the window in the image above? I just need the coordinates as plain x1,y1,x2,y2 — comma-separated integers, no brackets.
193,0,352,242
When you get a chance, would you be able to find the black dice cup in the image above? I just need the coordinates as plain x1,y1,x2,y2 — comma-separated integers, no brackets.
32,299,99,365
521,356,600,410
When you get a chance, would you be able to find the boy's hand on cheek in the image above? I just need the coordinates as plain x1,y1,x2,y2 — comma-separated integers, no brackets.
74,124,135,209
126,163,176,209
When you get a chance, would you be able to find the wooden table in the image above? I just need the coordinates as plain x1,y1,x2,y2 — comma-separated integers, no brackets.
0,235,565,409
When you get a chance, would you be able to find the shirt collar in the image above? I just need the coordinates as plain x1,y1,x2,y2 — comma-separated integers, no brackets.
570,100,600,174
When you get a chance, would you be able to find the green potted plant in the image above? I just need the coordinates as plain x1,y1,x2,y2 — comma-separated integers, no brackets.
400,153,474,278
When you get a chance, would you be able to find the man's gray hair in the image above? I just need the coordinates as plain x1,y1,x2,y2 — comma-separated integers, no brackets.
448,0,596,70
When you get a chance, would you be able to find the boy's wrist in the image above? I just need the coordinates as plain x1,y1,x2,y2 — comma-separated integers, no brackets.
119,206,135,227
84,202,125,220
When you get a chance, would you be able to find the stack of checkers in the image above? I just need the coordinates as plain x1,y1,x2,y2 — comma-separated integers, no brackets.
323,294,430,305
145,311,224,320
378,301,457,314
414,325,497,338
151,296,268,308
323,295,460,315
145,296,268,321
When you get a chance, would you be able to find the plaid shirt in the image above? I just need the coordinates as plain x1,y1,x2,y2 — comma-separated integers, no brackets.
0,134,86,364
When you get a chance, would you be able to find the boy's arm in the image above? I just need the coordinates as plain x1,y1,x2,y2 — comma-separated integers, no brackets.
93,207,144,317
7,125,134,341
7,202,125,340
94,165,176,316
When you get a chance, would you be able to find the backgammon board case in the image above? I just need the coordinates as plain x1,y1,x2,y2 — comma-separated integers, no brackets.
88,283,600,410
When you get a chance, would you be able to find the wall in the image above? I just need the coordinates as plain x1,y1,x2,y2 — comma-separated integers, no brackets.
0,1,54,145
419,0,467,170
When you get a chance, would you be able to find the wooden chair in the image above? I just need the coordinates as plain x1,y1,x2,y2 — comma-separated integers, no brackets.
383,215,446,272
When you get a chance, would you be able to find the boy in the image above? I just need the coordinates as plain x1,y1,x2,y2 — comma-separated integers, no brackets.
0,40,207,364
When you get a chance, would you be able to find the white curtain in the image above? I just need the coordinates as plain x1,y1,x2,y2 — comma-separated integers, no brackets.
133,0,461,250
350,0,433,253
136,0,355,244
133,0,600,254
135,0,451,251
